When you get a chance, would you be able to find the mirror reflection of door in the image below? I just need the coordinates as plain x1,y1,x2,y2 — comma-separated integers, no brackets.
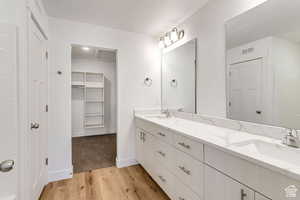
226,1,300,129
228,59,263,124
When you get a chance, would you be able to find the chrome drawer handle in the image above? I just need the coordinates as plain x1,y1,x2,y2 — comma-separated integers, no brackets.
178,142,190,149
179,166,191,175
158,175,166,182
241,189,247,200
158,132,166,137
157,151,166,157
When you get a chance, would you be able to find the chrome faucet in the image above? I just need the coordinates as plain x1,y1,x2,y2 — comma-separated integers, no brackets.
282,128,300,148
162,109,171,118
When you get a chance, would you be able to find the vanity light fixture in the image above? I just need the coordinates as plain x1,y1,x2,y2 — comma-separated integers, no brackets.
82,47,90,51
159,27,185,49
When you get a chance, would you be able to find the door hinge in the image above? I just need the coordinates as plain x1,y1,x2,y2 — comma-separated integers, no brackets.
45,104,48,112
229,102,232,107
45,51,49,60
229,71,232,76
45,158,48,166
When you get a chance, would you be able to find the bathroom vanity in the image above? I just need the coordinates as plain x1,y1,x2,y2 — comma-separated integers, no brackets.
147,1,300,200
135,113,300,200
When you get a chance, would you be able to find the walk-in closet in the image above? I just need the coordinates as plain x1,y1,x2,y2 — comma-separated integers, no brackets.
71,45,117,173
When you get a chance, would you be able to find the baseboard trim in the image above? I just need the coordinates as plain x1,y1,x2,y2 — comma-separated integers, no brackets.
116,157,138,168
72,132,116,138
48,167,73,182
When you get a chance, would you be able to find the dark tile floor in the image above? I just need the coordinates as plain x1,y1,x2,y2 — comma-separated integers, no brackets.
72,134,116,174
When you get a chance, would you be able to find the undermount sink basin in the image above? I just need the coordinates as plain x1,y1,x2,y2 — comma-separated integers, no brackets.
230,140,300,167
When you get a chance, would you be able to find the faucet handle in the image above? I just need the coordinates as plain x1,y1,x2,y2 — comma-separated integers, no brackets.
286,128,297,137
283,128,300,148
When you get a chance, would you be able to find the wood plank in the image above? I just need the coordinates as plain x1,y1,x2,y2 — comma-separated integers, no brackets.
40,165,170,200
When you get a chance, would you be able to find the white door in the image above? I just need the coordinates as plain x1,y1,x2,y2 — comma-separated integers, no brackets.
0,24,18,200
229,58,263,123
28,18,48,199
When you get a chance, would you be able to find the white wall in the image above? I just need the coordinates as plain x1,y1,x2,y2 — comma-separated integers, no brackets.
48,17,161,181
164,0,268,117
71,55,117,136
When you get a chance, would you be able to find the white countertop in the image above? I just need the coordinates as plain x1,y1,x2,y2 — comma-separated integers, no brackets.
135,114,300,181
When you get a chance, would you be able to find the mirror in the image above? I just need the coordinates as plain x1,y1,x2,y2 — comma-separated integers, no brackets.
226,0,300,129
162,39,197,113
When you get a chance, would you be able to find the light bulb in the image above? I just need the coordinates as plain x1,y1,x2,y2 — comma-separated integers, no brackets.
82,47,90,51
170,28,179,42
158,38,165,49
164,34,171,46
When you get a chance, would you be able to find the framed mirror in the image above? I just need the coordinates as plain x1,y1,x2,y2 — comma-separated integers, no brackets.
162,39,197,113
225,0,300,129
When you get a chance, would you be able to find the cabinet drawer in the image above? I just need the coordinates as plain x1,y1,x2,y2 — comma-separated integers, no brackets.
153,139,173,170
173,133,204,161
154,126,173,144
154,166,175,198
174,179,201,200
172,148,204,198
205,165,254,200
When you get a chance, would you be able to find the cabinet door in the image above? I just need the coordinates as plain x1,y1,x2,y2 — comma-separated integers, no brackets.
136,128,145,165
205,165,254,200
143,131,156,175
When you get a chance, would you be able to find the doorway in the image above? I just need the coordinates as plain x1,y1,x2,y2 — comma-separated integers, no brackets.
71,44,117,173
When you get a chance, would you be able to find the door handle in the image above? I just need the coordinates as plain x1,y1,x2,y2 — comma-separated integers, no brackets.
31,122,40,130
0,160,14,172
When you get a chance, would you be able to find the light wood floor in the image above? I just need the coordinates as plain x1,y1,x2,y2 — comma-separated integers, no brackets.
40,165,170,200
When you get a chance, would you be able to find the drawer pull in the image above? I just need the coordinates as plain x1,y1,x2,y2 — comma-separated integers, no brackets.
241,189,247,200
157,151,166,157
158,132,166,137
179,166,191,175
178,142,190,149
178,197,185,200
158,175,166,182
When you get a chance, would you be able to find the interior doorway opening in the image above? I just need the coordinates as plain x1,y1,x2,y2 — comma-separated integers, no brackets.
71,44,117,173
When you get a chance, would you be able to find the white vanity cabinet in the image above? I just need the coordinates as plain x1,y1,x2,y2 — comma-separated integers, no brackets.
135,118,300,200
